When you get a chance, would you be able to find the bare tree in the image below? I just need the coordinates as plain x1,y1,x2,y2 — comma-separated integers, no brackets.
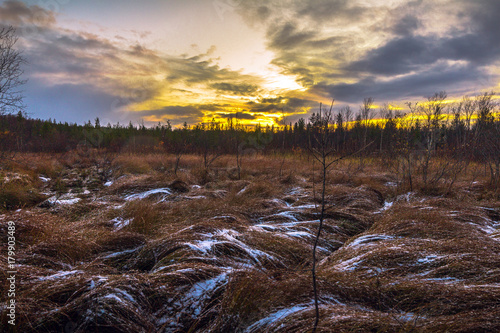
309,100,373,332
461,95,475,136
0,26,26,115
339,106,353,151
378,103,391,154
473,92,499,188
360,97,374,146
421,91,447,186
309,101,335,333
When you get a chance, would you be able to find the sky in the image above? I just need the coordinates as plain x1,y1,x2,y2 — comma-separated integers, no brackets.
1,0,499,127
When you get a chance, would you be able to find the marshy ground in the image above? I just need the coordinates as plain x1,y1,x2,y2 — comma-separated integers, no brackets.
0,152,499,332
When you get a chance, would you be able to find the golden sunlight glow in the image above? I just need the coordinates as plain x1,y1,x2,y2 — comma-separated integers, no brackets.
262,72,305,92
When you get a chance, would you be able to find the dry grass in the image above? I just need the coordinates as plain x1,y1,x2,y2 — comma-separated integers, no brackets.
1,152,499,332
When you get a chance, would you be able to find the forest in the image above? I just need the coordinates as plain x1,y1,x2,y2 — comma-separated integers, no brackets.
1,91,500,190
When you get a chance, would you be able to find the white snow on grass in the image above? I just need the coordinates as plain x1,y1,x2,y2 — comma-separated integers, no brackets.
286,231,314,239
346,234,395,248
88,276,108,290
260,211,299,222
111,217,131,230
101,288,138,308
39,270,83,281
124,188,172,201
423,277,461,283
47,195,82,205
417,255,442,264
184,273,227,316
184,239,219,253
104,181,113,187
291,203,317,210
102,246,142,259
183,229,276,264
334,254,367,271
237,186,247,195
182,195,207,200
245,304,309,332
375,201,393,213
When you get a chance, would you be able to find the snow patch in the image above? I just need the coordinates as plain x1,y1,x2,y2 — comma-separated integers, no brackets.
39,270,83,281
376,201,393,213
47,195,82,205
111,217,131,230
417,255,441,264
245,305,308,332
347,234,394,248
286,231,314,239
334,254,367,271
183,229,276,264
124,188,172,201
102,246,142,259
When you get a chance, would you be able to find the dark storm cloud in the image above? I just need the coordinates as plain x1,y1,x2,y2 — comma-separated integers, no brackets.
246,102,279,113
166,56,257,86
347,35,437,76
314,62,483,103
197,103,231,112
236,0,500,105
209,82,259,96
217,112,258,120
246,96,317,114
348,32,500,77
391,14,420,36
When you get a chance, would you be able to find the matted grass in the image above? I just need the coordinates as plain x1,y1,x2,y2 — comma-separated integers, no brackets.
0,152,499,332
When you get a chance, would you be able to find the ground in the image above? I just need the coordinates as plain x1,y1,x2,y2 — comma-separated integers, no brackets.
0,152,499,332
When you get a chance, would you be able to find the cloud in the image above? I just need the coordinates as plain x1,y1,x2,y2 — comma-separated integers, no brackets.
391,14,421,36
246,96,317,114
4,0,499,127
1,0,270,125
217,112,258,120
238,0,500,106
296,0,368,22
0,0,55,27
314,61,484,103
138,105,204,125
141,105,203,117
209,82,259,96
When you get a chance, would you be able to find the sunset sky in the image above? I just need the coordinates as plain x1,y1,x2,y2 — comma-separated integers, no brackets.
1,0,499,127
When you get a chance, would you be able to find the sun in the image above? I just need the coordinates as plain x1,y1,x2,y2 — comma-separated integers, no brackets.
262,72,305,92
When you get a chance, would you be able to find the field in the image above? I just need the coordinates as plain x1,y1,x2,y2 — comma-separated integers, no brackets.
1,151,499,332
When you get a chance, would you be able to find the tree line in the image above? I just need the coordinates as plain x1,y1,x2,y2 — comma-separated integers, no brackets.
1,91,499,185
